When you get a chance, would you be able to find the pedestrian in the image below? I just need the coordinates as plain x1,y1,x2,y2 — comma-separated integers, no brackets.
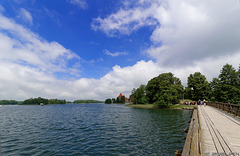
198,99,201,105
204,99,206,107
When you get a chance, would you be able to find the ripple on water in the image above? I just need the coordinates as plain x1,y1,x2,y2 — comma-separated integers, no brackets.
0,104,192,155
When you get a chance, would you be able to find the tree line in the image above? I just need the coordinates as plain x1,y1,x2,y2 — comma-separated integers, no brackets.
0,98,103,105
185,63,240,104
130,63,240,108
21,97,66,105
0,100,20,105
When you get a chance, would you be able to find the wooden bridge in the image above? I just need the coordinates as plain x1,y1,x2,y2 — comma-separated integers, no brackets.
181,103,240,156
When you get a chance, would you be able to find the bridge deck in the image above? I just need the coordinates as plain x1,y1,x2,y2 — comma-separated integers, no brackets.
198,105,240,155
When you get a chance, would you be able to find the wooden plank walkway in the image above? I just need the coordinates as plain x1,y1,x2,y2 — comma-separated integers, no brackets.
198,105,240,156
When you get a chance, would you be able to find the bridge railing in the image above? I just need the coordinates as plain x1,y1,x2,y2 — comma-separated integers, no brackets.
181,105,202,156
207,102,240,117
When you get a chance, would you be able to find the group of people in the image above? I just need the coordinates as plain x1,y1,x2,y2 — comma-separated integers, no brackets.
198,99,206,107
185,99,207,107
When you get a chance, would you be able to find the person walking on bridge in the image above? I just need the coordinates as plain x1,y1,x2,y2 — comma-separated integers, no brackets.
198,99,201,105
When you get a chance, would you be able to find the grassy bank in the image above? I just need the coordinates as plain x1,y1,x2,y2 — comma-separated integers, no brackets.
169,104,194,109
125,104,158,109
126,104,194,109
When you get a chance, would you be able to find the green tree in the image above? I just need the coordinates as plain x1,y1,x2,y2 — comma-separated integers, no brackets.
131,88,136,102
48,99,66,104
115,96,125,104
210,78,221,102
115,97,120,103
130,85,148,104
211,64,240,103
186,72,210,100
121,96,125,104
0,100,19,105
22,97,48,105
105,99,112,104
145,73,183,107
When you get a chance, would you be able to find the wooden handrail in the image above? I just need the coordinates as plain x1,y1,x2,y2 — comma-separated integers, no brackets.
181,105,202,156
207,102,240,117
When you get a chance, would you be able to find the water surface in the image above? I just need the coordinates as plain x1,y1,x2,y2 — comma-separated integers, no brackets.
0,104,192,155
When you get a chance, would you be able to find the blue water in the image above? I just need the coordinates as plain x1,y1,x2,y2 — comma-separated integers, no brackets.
0,104,192,155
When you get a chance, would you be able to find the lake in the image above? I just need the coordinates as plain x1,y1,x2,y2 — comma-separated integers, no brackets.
0,104,192,155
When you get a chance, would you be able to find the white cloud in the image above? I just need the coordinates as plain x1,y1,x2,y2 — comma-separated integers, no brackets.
0,13,85,100
18,8,33,25
0,11,159,101
147,0,240,66
91,1,158,37
104,49,128,57
1,1,240,102
67,0,87,9
0,17,162,101
92,0,240,66
91,0,240,74
0,7,100,100
0,13,80,74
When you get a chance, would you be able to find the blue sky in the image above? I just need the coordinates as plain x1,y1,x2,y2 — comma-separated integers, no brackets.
1,0,152,79
0,0,240,101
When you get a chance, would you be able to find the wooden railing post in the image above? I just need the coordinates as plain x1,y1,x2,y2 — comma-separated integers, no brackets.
234,106,237,116
236,107,240,116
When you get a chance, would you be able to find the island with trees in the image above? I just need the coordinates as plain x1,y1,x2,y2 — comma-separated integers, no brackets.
0,98,102,105
0,100,21,105
20,97,66,105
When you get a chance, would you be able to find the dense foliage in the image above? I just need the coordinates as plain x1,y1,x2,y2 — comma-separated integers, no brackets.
185,72,210,100
21,97,67,105
117,96,126,104
21,98,102,105
105,95,126,104
145,73,183,107
130,85,148,104
48,99,66,104
73,100,103,104
105,98,112,104
0,100,20,105
110,96,125,104
22,97,49,105
185,64,240,104
210,64,240,103
129,73,184,107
